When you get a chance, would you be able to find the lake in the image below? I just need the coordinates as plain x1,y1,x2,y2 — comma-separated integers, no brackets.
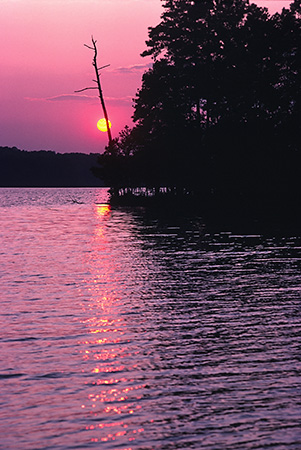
0,187,300,450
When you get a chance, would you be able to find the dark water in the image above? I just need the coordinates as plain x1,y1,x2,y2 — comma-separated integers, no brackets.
0,188,300,450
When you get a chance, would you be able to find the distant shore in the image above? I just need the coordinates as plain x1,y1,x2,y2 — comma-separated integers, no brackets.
0,146,104,187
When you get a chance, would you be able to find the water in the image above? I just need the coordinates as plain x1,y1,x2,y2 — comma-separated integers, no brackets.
0,187,300,450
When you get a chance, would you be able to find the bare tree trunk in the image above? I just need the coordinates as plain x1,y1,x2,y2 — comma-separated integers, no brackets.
90,37,113,147
75,36,113,148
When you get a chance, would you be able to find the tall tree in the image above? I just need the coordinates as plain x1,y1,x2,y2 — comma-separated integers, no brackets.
76,37,113,147
98,0,300,204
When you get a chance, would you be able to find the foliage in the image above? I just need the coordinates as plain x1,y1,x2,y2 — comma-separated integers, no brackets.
0,147,102,187
97,0,301,207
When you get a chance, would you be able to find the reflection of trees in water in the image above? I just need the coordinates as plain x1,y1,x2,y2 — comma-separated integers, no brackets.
77,205,301,447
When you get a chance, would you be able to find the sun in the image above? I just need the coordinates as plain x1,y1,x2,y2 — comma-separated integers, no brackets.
97,118,112,132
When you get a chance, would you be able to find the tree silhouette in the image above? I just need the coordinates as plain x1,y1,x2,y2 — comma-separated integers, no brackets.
95,0,300,213
76,37,113,147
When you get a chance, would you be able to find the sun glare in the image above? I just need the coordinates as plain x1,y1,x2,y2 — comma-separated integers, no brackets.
96,204,111,217
97,118,112,132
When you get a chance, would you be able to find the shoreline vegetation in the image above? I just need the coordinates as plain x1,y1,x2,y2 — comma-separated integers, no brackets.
0,146,103,187
108,185,301,228
91,0,300,226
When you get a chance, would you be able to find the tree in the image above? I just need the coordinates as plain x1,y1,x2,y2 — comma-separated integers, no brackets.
96,0,300,210
76,37,113,147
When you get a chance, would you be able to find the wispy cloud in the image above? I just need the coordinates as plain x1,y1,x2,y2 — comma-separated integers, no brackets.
25,94,98,103
107,96,133,105
113,63,152,74
52,94,99,102
25,94,133,105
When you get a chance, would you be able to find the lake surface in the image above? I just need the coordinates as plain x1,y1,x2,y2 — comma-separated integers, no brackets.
0,187,300,450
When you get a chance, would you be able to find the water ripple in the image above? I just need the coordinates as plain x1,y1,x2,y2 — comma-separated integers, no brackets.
0,188,300,449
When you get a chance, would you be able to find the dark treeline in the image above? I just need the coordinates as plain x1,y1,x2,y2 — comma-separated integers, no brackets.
93,0,300,218
0,147,103,187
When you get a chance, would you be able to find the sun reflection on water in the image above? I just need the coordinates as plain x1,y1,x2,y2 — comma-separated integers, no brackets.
79,204,146,446
96,203,111,217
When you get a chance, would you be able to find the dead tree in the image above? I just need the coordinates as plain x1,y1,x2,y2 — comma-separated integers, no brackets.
75,36,113,147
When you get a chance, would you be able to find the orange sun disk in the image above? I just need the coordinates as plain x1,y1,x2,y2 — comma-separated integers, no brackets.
97,118,112,132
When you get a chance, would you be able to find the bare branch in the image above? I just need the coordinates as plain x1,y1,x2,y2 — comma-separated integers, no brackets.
78,36,113,146
74,87,98,93
98,64,110,71
91,37,98,58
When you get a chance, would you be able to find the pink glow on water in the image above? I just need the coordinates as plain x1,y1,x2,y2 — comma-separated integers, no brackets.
77,202,149,445
0,188,300,449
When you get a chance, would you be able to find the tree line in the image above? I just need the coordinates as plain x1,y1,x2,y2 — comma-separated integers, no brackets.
93,0,300,213
0,147,102,187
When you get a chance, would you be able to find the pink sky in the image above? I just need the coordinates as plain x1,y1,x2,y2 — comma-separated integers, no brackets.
0,0,292,154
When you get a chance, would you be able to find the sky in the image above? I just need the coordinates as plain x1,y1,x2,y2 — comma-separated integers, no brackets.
0,0,292,154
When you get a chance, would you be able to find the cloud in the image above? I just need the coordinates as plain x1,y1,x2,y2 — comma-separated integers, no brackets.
25,94,133,105
25,94,98,103
47,94,98,102
113,63,152,74
107,96,133,105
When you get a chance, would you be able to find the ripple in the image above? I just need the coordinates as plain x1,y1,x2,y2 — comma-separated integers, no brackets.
0,188,300,450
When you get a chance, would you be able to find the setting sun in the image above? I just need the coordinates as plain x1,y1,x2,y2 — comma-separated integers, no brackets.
97,118,112,132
